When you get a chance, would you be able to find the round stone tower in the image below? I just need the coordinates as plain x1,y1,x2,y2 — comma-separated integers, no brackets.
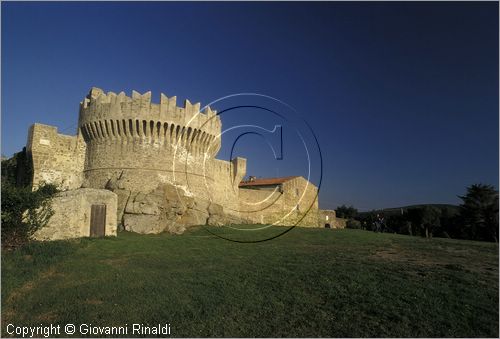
78,87,223,198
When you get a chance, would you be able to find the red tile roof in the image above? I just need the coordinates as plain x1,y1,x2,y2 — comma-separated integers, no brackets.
239,176,299,187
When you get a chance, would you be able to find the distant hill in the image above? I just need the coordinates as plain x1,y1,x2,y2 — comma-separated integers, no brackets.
358,204,460,217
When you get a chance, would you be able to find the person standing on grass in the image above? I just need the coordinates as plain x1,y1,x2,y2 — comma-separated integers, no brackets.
379,213,385,233
374,213,385,232
374,214,381,232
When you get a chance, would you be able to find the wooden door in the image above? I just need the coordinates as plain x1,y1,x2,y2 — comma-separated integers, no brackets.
90,204,106,237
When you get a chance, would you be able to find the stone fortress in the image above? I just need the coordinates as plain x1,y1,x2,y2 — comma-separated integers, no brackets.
26,87,345,240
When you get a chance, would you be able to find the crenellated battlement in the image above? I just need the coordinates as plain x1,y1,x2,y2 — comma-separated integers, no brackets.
80,87,219,133
81,88,217,116
78,87,221,158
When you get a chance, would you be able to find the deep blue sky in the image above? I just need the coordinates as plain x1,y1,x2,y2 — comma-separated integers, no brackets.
2,2,498,210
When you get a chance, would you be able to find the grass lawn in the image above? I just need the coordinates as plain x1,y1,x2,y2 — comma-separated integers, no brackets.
2,226,498,337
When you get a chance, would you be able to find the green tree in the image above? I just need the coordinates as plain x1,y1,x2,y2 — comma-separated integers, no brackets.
1,155,58,248
1,182,58,248
335,205,358,219
1,148,33,187
459,184,499,242
407,207,441,238
420,206,441,239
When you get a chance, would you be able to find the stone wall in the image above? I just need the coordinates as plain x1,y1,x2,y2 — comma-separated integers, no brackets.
33,188,117,241
206,157,246,217
239,188,284,224
239,176,319,227
110,182,240,235
318,209,347,229
27,123,86,190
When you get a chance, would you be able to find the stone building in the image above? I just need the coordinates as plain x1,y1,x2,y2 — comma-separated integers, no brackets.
318,210,347,229
24,87,341,240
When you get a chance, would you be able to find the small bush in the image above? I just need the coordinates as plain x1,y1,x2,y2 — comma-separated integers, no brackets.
346,219,362,229
1,182,58,249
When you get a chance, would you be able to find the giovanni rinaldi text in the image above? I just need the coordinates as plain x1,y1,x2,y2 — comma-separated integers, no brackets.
6,323,171,337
